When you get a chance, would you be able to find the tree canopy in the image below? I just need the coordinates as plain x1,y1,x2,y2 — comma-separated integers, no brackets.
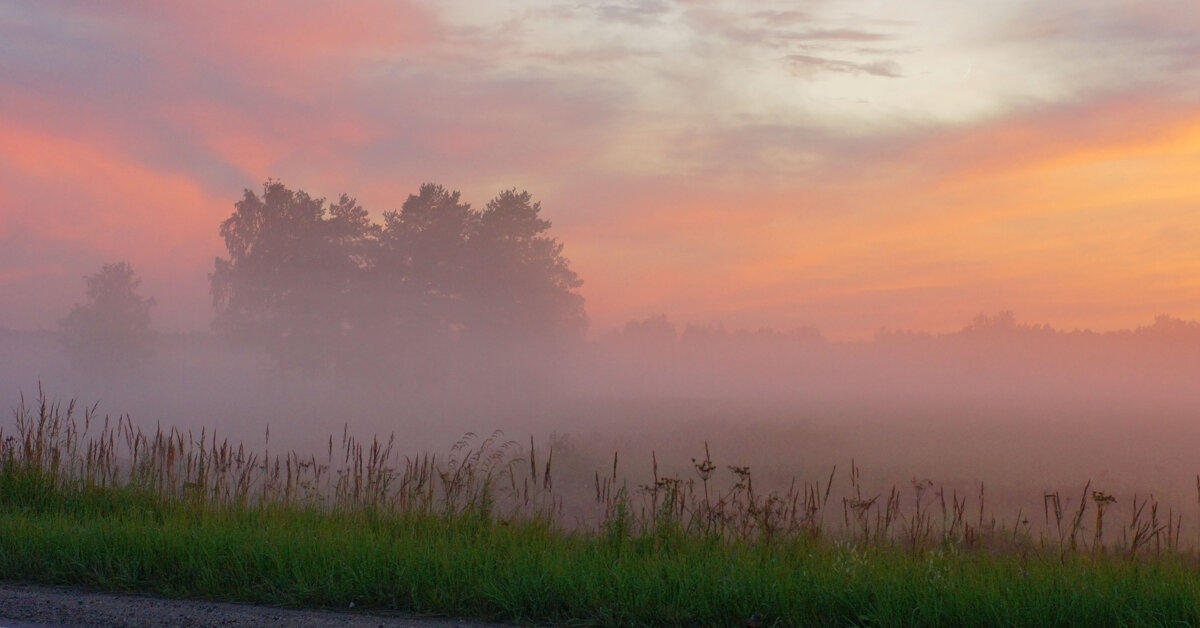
211,180,586,381
211,182,376,373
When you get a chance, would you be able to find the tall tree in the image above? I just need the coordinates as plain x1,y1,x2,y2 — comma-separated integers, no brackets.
60,261,155,368
210,181,376,374
467,189,587,344
375,186,587,347
378,184,476,331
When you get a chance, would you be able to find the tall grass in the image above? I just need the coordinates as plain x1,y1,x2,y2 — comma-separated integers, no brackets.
1,387,547,519
4,388,1200,626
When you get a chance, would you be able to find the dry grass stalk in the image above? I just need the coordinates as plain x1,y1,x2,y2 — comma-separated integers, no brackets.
9,389,1200,558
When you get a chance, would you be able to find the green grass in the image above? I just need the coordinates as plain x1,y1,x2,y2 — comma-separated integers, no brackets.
5,489,1200,626
5,390,1200,626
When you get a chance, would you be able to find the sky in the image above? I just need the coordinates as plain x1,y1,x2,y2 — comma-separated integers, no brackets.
3,0,1200,339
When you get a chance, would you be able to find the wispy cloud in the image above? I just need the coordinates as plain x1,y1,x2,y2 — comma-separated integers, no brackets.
795,28,896,42
592,0,672,25
787,53,902,77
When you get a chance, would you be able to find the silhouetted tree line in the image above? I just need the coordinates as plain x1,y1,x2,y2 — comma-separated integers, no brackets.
50,204,1200,389
611,311,1200,353
610,314,824,346
209,180,587,380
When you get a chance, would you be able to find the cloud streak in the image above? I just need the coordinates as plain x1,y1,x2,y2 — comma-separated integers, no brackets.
786,53,902,77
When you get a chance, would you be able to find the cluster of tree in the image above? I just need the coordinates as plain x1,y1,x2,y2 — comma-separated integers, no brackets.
58,181,587,384
209,181,587,379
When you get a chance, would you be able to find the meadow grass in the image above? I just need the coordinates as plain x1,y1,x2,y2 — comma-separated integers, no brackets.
4,389,1200,626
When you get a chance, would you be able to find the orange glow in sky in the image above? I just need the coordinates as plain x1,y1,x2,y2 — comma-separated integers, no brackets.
3,1,1200,338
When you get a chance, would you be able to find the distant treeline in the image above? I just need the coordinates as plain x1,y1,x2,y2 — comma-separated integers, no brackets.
13,305,1200,400
590,310,1200,399
20,309,1200,349
608,310,1200,347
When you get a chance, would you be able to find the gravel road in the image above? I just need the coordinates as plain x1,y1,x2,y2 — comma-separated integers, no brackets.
0,583,514,628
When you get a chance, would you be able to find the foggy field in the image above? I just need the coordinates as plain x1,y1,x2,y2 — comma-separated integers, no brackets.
6,375,1200,626
7,318,1200,543
9,297,1200,625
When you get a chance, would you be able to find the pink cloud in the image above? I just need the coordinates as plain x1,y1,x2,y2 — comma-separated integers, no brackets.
5,2,1200,338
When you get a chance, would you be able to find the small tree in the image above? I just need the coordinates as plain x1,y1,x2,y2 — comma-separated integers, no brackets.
60,261,156,368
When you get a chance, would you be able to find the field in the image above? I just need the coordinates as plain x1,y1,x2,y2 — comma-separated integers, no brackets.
5,390,1200,626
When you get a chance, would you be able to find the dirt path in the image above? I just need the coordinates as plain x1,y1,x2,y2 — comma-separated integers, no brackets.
0,582,514,628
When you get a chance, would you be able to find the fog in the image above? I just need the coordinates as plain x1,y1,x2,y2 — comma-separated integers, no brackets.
6,307,1200,532
6,182,1200,537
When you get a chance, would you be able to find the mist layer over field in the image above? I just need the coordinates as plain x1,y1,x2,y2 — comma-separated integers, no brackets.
6,310,1200,531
